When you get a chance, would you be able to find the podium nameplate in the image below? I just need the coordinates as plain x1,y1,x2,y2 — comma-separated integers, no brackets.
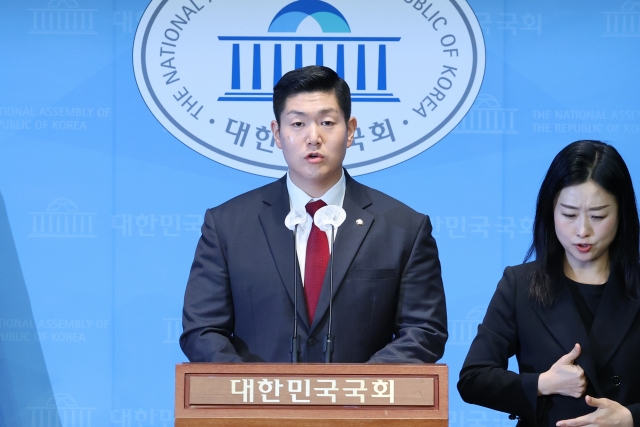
189,375,434,406
176,364,448,427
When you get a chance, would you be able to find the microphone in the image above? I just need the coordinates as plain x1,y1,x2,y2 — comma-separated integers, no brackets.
313,205,346,363
284,207,308,363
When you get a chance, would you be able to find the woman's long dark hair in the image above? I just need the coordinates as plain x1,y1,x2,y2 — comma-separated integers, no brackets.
524,140,640,306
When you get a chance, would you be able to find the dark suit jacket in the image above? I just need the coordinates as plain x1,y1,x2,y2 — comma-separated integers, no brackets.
458,262,640,427
180,172,447,363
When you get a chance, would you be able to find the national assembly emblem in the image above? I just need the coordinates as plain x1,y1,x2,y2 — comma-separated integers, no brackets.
133,0,485,177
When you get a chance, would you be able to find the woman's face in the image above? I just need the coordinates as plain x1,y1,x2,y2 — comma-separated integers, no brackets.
554,180,619,273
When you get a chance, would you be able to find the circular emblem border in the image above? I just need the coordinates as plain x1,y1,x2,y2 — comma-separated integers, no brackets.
134,0,485,176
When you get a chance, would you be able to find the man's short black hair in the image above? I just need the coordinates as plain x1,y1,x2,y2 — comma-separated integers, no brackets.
272,65,351,125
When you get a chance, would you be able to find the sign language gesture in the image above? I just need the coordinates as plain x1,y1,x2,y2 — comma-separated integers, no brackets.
538,343,587,397
556,396,633,427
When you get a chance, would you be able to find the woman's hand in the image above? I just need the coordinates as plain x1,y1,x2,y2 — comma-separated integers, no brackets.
538,343,587,397
556,396,633,427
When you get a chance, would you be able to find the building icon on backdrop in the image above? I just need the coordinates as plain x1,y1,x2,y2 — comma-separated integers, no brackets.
218,0,400,103
603,1,640,37
29,198,97,238
28,393,94,427
448,306,486,346
29,0,98,35
162,318,181,344
453,94,518,134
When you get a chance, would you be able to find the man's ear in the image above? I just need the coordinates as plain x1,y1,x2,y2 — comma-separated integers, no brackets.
271,120,283,149
346,116,357,148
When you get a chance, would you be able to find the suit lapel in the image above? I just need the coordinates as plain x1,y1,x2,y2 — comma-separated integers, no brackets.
590,271,640,369
530,283,603,396
310,176,373,333
258,177,310,330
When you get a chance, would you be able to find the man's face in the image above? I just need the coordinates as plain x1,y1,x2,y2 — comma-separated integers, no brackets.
271,91,356,196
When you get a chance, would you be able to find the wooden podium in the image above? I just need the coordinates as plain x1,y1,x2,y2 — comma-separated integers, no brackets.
175,363,448,426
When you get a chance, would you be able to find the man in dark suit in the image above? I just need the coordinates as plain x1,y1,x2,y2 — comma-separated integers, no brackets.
180,65,447,363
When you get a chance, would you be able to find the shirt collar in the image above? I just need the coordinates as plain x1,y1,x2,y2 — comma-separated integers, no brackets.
286,169,346,209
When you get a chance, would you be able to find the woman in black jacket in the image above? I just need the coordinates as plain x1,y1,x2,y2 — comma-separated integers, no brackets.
458,140,640,427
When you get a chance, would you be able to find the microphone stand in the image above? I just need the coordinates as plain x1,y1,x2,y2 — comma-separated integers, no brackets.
323,224,335,363
291,224,301,363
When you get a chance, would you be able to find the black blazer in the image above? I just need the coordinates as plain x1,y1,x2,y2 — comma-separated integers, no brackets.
458,262,640,427
180,172,448,363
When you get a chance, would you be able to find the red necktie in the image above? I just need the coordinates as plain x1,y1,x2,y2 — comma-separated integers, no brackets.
304,200,329,323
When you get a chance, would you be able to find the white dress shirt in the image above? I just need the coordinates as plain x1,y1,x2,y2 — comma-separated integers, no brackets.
286,170,346,284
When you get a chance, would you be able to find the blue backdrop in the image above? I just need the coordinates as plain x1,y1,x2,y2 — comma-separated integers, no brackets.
1,0,640,426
